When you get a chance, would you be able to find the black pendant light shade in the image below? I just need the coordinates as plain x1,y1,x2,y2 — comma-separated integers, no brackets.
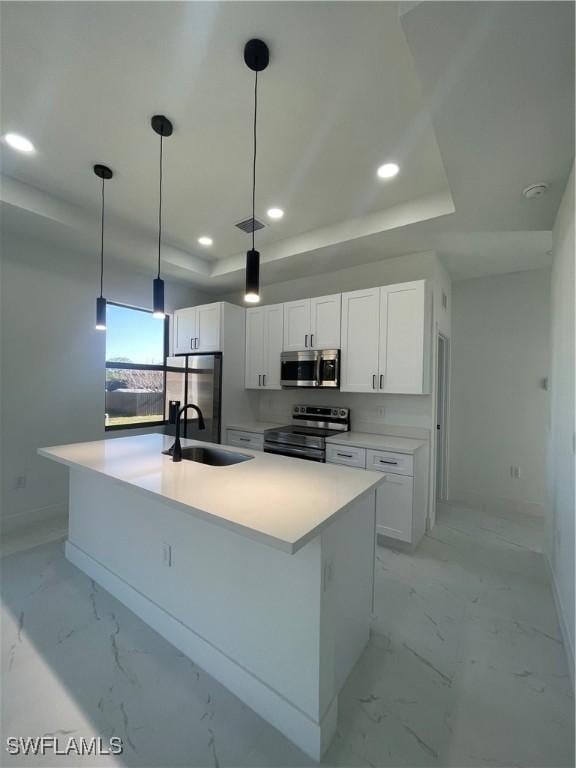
151,115,173,319
93,164,113,330
153,277,165,318
245,248,260,303
243,39,269,304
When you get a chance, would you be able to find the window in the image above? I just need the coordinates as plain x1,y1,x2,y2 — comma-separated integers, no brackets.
105,303,168,429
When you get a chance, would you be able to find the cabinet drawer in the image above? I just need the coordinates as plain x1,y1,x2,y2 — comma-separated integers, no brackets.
226,430,263,451
326,444,366,468
366,449,413,476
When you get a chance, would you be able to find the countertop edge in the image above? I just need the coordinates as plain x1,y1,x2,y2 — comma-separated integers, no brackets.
324,434,427,454
38,446,383,555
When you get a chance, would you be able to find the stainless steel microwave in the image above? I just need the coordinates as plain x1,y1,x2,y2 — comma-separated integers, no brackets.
280,350,340,388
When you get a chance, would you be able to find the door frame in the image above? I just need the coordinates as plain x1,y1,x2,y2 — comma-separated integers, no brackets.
435,333,450,502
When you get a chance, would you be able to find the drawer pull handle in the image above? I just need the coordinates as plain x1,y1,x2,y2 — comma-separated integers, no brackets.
238,437,251,442
336,452,354,458
378,459,398,465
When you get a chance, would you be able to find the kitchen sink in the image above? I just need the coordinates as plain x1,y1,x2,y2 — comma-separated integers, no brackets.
163,445,254,466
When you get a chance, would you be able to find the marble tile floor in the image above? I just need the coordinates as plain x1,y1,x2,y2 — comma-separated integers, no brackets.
1,501,573,768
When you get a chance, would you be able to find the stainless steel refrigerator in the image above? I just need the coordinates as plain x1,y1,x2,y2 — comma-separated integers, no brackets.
165,355,222,443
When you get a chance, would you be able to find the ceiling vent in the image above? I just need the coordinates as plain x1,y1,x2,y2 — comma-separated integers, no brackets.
235,216,265,234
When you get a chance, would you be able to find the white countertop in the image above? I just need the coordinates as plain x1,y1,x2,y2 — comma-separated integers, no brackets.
39,434,382,554
225,420,284,434
326,431,427,454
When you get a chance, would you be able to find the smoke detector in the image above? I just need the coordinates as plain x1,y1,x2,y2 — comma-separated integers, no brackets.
522,183,548,199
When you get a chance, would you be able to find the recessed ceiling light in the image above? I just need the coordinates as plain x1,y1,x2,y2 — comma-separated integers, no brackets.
4,132,35,153
267,207,284,220
198,236,213,246
377,163,399,179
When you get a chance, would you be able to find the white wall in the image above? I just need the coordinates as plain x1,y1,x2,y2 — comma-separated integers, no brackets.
546,165,575,676
0,232,211,531
449,269,551,513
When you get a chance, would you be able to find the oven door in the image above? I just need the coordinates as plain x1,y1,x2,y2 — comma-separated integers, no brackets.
280,351,319,388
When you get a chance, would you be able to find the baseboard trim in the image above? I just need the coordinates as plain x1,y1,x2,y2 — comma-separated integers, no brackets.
446,492,545,519
544,553,575,688
1,504,68,536
65,540,335,760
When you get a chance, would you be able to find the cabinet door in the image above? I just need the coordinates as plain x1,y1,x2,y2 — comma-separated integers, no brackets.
340,288,380,392
196,303,221,352
283,300,311,351
379,281,428,394
173,308,197,354
310,294,341,349
376,473,413,543
245,308,265,389
263,304,284,389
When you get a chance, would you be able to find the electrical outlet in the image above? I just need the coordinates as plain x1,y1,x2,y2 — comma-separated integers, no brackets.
376,407,386,420
15,474,27,490
510,466,520,479
162,543,172,567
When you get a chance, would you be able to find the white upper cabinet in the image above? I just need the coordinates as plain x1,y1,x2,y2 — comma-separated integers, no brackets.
173,307,198,355
341,280,430,394
245,308,265,389
340,288,381,393
283,300,311,351
263,304,284,388
173,302,222,354
283,294,341,351
195,303,221,352
245,304,284,389
310,295,341,349
379,281,429,394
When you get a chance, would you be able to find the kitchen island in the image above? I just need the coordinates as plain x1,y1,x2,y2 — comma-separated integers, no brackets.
39,433,383,760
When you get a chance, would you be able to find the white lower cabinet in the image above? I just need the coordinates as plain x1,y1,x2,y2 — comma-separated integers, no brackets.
226,429,264,451
327,443,427,547
375,473,413,543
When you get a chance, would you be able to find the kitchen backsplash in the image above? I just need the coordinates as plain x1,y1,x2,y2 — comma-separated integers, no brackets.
257,390,432,440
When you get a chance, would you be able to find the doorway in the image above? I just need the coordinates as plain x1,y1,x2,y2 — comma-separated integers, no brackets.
436,334,450,501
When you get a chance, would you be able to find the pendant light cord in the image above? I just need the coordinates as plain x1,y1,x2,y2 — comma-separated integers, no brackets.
99,177,105,298
157,134,163,279
251,70,258,251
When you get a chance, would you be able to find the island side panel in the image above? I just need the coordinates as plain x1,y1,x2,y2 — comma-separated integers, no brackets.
66,467,324,721
319,490,376,720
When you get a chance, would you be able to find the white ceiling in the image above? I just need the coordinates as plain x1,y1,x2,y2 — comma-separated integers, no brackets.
1,1,573,289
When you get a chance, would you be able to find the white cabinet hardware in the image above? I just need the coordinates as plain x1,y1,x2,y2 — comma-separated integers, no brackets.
283,294,341,351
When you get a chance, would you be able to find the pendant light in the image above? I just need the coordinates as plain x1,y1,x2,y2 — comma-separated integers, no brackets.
244,39,269,304
151,114,173,318
93,164,113,330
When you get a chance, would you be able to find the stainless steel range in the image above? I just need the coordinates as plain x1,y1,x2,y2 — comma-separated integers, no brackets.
264,405,350,462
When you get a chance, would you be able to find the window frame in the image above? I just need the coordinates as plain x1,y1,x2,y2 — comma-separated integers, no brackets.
104,301,170,431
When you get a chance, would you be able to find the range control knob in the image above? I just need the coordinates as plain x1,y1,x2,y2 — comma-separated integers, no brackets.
332,409,338,416
294,407,300,413
339,409,347,417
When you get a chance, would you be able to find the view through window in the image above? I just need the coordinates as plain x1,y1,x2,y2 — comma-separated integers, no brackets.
105,303,167,428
